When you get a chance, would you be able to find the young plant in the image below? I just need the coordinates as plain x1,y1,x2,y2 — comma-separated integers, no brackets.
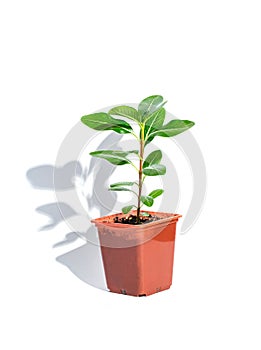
81,95,195,224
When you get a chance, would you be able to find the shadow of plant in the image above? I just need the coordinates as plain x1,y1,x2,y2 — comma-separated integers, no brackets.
26,133,123,291
26,160,108,290
36,202,78,231
26,161,82,190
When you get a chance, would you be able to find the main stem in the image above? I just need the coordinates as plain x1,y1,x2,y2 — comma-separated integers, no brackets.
137,125,145,223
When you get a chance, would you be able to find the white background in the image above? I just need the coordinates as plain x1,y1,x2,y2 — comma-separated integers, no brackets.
1,0,261,349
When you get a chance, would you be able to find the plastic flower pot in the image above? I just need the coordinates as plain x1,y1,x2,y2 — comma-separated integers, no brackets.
92,211,181,297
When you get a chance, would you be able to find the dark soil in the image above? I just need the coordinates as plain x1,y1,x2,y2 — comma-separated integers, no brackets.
113,214,161,225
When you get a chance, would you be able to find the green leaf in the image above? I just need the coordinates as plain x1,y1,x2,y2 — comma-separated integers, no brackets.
149,120,195,138
109,106,140,123
144,107,166,127
144,134,156,146
143,108,165,143
90,150,138,166
110,181,135,188
81,112,133,134
122,205,135,214
143,164,166,176
109,187,133,192
138,95,164,119
141,195,154,207
143,150,162,168
148,189,164,198
141,212,150,216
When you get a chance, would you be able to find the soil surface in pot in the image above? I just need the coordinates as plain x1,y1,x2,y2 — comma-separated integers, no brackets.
113,213,162,225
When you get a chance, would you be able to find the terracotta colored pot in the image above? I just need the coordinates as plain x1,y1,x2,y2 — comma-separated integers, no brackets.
92,211,181,297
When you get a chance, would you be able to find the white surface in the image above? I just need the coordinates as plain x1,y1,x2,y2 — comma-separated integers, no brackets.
1,1,261,349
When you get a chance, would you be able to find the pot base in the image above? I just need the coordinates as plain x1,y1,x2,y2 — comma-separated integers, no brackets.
111,285,171,297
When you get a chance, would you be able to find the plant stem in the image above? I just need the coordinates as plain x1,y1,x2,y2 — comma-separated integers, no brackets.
137,125,145,223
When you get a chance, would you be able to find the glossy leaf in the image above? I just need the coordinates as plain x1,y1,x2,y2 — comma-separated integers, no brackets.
138,95,164,119
148,189,164,198
109,106,140,123
144,107,165,127
110,181,135,188
149,120,195,138
81,112,133,134
141,195,154,207
143,164,166,176
109,187,133,192
122,205,135,214
90,150,138,165
144,134,156,146
143,150,162,168
143,108,165,143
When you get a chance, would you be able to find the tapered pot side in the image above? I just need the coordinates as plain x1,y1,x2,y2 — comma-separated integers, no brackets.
92,211,182,297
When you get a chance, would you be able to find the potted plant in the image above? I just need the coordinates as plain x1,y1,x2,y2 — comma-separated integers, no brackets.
81,95,195,296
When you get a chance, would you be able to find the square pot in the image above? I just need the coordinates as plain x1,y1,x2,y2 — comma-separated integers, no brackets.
92,211,181,297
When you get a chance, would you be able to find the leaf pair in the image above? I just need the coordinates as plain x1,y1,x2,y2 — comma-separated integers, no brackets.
108,95,166,125
121,188,164,214
143,150,166,176
109,181,136,194
141,189,164,207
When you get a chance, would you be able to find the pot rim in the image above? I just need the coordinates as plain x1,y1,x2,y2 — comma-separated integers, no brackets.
91,210,182,229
